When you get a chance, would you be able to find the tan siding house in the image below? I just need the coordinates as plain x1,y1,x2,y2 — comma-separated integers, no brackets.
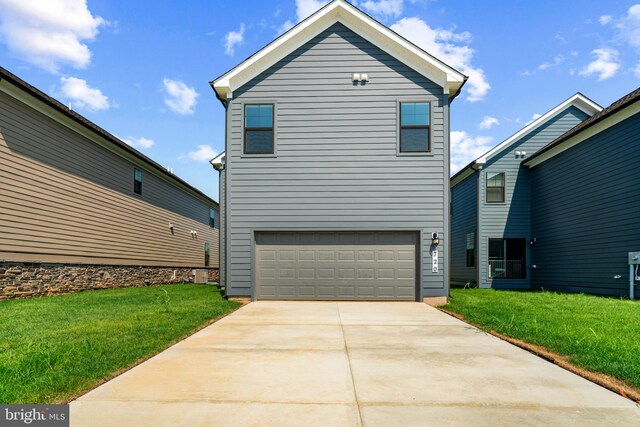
0,67,219,298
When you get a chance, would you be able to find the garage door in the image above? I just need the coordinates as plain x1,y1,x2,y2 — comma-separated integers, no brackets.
255,231,417,301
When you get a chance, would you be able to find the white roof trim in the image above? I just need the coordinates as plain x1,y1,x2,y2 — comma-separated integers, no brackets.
210,152,226,170
450,163,479,188
213,0,466,101
524,100,640,168
450,93,601,189
475,93,602,165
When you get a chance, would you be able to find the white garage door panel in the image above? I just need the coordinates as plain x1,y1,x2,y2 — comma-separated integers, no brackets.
255,231,417,301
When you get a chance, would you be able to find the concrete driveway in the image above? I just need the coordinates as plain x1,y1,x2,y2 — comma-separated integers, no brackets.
71,302,640,426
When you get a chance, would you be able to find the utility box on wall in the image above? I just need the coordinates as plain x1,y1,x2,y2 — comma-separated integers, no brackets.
193,269,209,284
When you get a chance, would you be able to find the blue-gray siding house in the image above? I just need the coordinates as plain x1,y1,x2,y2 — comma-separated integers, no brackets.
210,0,466,302
450,94,601,289
524,87,640,297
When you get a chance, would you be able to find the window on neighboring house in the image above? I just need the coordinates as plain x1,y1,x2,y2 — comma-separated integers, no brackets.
488,238,525,279
244,104,274,154
133,168,142,195
204,243,210,267
486,172,505,203
400,102,430,152
209,207,216,228
466,232,475,267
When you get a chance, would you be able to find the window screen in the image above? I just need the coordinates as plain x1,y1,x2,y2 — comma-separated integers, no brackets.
133,168,142,195
244,105,274,154
209,208,216,228
400,102,430,152
486,172,505,203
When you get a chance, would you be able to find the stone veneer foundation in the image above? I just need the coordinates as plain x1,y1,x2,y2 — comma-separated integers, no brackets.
0,262,220,300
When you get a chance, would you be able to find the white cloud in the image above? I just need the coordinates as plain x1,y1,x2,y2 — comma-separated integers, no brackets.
579,48,621,80
188,145,218,162
599,15,613,25
616,4,640,48
634,62,640,78
276,0,329,33
450,130,493,174
361,0,404,19
278,20,295,34
0,0,106,73
391,17,490,102
123,136,154,150
224,23,245,56
522,54,565,76
162,78,199,115
59,77,109,111
479,116,499,130
526,113,543,125
295,0,330,21
538,54,565,70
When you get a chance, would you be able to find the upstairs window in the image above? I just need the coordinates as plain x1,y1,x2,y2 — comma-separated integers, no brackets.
209,207,216,228
486,172,505,203
133,168,142,195
244,104,274,154
400,102,430,153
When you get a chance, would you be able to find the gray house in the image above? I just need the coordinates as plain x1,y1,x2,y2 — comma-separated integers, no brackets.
210,0,466,303
524,87,640,297
450,94,601,289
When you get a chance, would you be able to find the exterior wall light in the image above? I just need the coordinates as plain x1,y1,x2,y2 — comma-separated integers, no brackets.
352,73,369,82
431,232,440,247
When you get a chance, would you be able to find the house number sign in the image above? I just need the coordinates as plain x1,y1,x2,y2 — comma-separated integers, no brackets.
432,250,438,273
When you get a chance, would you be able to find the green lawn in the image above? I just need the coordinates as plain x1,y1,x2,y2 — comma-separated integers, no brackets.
0,284,240,403
445,289,640,389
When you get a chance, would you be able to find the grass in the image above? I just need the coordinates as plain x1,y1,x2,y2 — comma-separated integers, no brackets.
445,289,640,390
0,284,240,404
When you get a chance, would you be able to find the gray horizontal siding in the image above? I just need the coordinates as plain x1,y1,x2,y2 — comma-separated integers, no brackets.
450,172,477,286
478,106,590,289
0,90,219,268
226,23,448,298
530,112,640,296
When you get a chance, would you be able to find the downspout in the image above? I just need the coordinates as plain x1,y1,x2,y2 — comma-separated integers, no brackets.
209,79,229,295
473,161,482,288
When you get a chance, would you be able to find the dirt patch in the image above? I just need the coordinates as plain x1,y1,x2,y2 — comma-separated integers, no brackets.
439,308,640,405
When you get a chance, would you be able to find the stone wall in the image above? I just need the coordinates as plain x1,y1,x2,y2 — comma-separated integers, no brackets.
0,262,220,300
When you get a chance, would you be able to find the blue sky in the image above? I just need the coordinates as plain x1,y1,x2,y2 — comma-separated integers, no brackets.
1,0,639,200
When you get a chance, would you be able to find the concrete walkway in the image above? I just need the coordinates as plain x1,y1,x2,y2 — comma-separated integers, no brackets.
71,302,640,426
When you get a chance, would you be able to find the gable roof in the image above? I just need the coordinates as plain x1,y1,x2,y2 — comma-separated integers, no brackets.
0,66,218,208
450,93,602,188
524,86,640,167
211,0,467,104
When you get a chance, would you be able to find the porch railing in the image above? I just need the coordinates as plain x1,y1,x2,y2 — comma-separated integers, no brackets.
489,259,524,279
